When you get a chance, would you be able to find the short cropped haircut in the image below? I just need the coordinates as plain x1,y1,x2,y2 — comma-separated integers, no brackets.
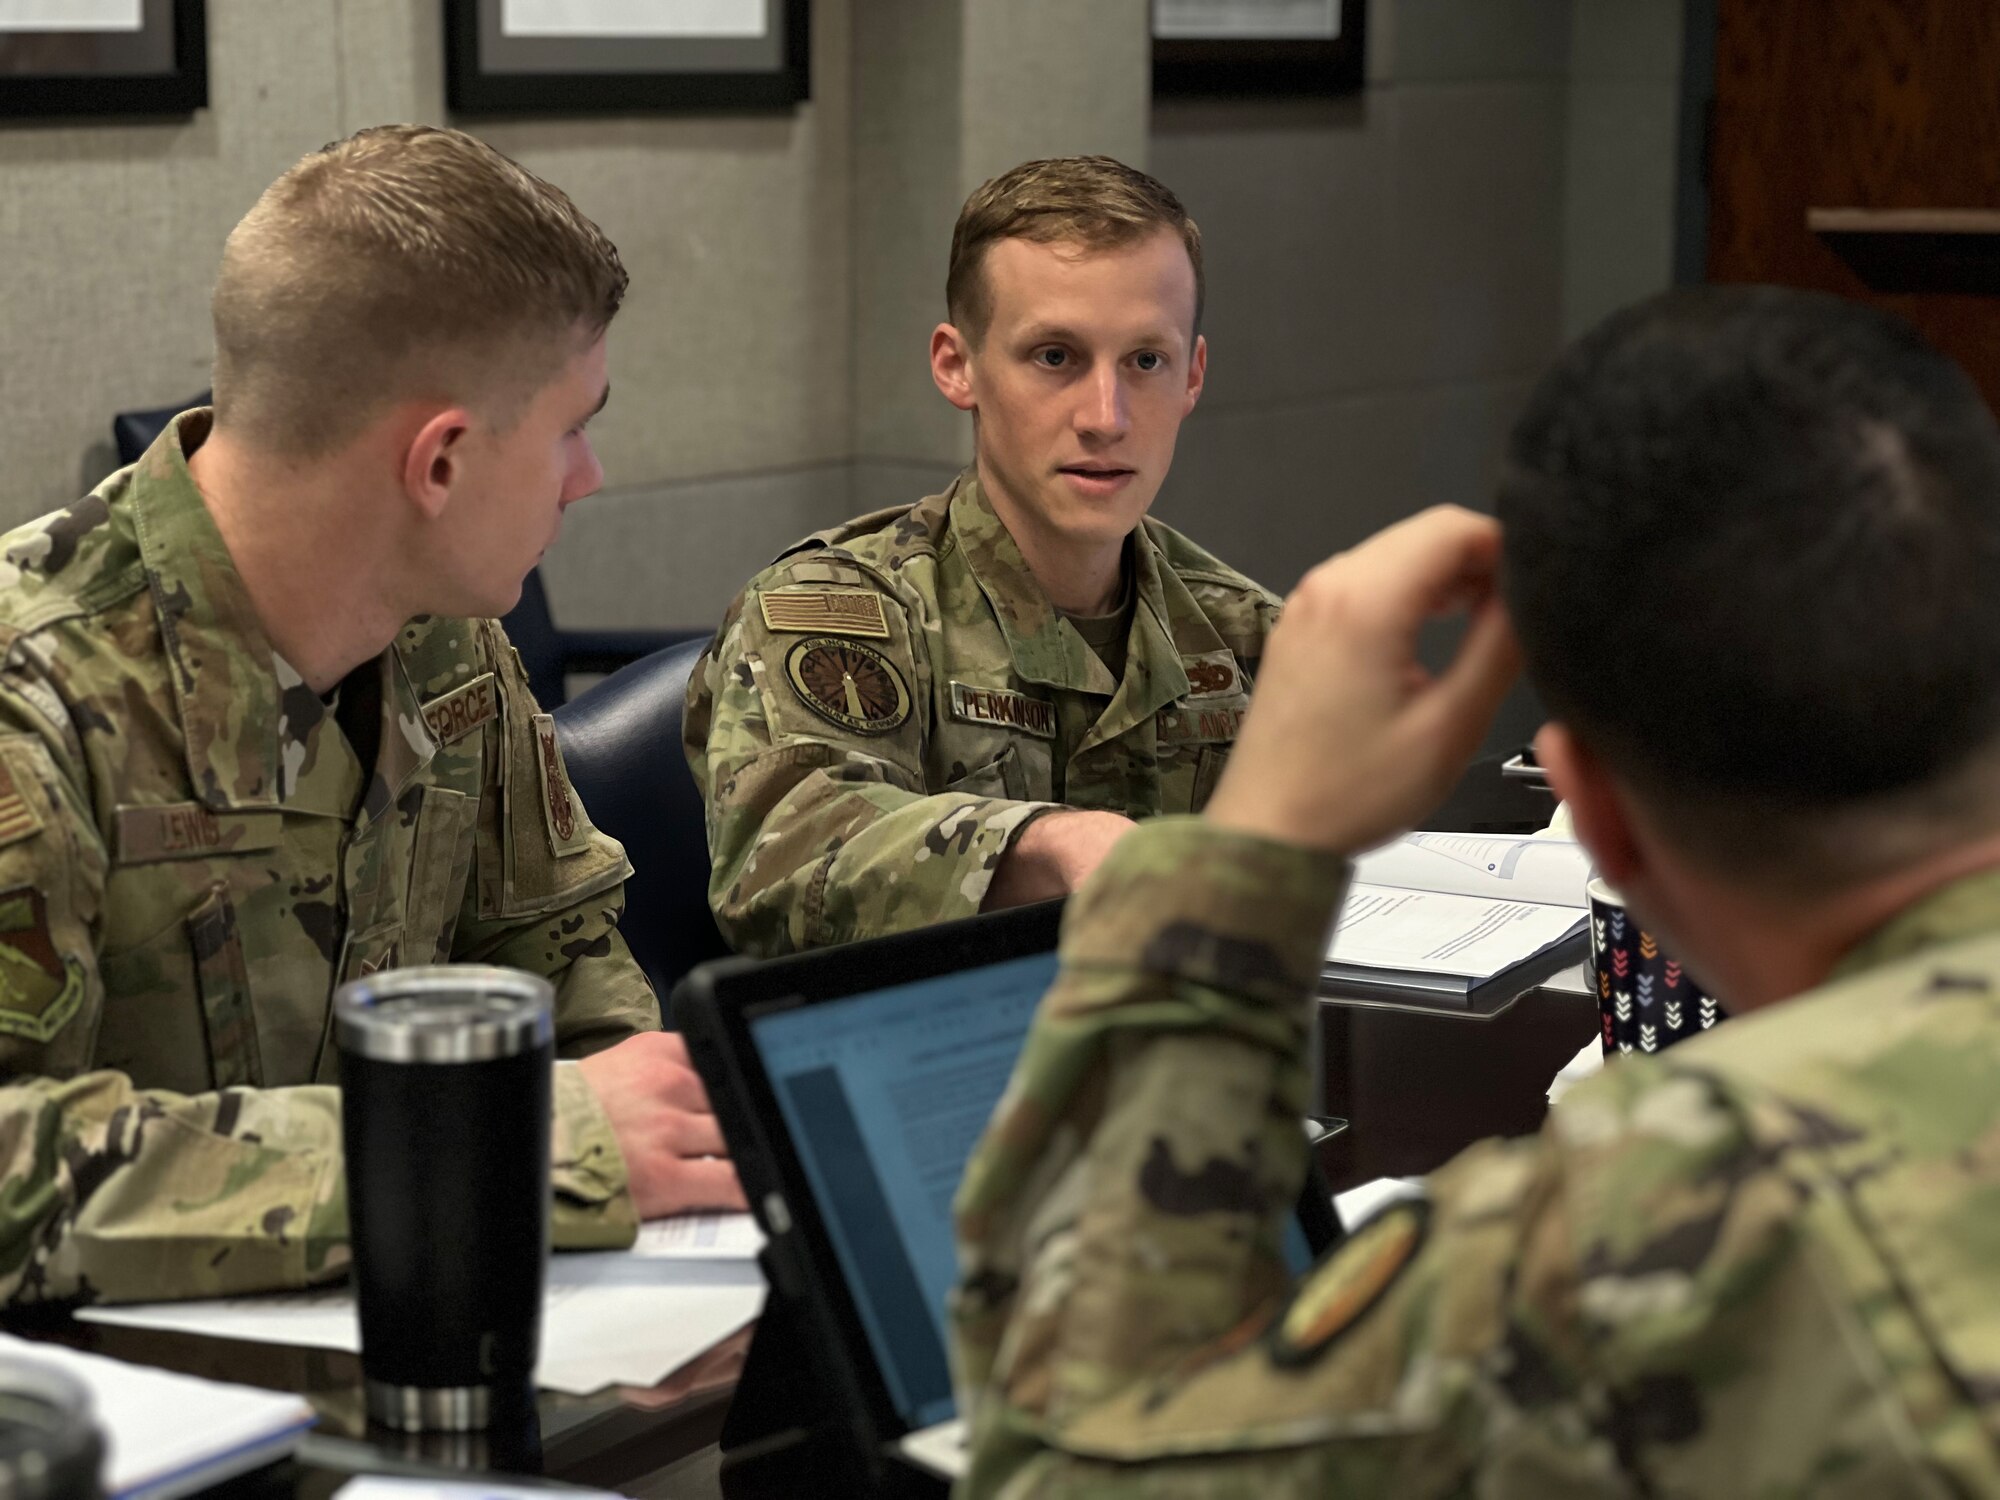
211,124,627,457
1499,285,2000,889
946,156,1204,341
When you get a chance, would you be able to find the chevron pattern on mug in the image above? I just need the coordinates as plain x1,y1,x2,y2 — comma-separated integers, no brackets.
1586,877,1726,1058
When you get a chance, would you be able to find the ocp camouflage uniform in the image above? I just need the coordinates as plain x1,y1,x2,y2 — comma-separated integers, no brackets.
953,817,2000,1496
0,412,658,1307
684,472,1278,957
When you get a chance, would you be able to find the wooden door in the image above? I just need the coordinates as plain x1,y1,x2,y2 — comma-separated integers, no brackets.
1708,0,2000,408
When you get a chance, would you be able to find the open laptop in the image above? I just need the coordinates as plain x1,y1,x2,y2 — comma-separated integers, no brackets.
673,899,1343,1489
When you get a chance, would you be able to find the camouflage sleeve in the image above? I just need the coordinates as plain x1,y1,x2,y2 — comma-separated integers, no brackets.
951,817,1349,1484
685,579,1057,958
451,624,660,1249
956,819,1870,1497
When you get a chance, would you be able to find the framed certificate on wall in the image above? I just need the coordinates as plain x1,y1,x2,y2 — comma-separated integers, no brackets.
445,0,809,115
1153,0,1366,97
0,0,206,117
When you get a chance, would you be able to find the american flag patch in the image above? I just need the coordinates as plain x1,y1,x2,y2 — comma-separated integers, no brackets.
759,588,891,640
0,755,42,850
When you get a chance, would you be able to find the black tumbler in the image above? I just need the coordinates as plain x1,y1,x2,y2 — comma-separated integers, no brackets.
334,966,554,1432
0,1359,103,1500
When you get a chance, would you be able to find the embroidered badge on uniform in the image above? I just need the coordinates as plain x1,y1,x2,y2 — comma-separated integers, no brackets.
784,637,911,735
758,588,892,640
531,714,592,858
421,672,499,746
947,681,1056,739
1268,1198,1429,1366
0,754,44,851
0,886,84,1043
1182,650,1241,700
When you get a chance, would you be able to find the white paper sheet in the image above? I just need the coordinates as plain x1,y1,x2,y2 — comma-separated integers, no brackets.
1353,833,1592,909
339,1483,621,1500
1547,1035,1605,1105
0,1331,314,1500
1154,0,1338,40
631,1210,763,1260
1331,1177,1425,1232
0,0,140,29
1327,887,1585,978
79,1240,765,1397
501,0,763,38
338,1482,621,1500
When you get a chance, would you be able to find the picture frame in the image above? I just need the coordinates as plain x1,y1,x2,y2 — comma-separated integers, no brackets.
444,0,809,116
0,0,206,118
1152,0,1366,98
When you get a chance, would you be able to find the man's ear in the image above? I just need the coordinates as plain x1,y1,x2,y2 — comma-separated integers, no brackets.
1183,333,1207,415
930,323,978,413
1536,721,1644,889
403,407,473,522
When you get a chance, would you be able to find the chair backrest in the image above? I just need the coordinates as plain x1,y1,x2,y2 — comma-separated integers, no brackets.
552,636,728,1004
113,393,210,468
501,568,567,709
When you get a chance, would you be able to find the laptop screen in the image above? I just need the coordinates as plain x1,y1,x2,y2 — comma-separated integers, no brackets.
749,948,1315,1433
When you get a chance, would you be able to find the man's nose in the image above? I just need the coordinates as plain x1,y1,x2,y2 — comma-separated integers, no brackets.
1076,366,1130,438
565,439,606,504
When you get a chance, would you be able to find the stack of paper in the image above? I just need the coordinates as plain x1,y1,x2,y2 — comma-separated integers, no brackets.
79,1212,766,1397
0,1331,315,1500
1324,833,1593,1008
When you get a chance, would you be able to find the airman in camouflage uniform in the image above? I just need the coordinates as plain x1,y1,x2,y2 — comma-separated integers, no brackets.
955,819,2000,1496
955,289,2000,1495
0,413,657,1307
684,470,1277,957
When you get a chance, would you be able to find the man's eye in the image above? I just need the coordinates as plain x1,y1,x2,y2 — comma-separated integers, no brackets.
1134,351,1165,372
1035,348,1068,368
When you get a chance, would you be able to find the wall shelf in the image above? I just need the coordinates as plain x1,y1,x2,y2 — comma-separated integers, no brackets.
1809,208,2000,293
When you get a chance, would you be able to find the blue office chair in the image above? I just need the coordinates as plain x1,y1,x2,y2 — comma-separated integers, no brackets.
552,636,730,1002
501,571,702,709
113,394,209,467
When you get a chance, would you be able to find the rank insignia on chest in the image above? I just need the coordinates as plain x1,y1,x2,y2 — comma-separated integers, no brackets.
758,588,892,640
1181,649,1242,700
784,637,911,735
1268,1198,1429,1366
0,886,83,1043
421,672,498,746
531,713,593,858
947,681,1056,739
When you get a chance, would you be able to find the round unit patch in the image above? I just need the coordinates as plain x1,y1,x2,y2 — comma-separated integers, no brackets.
1269,1198,1428,1367
784,636,911,736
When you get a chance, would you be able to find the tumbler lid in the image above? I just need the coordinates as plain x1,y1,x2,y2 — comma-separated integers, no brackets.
0,1358,104,1500
334,966,554,1064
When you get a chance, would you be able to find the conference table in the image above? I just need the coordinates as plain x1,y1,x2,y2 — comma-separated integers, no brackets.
2,754,1599,1498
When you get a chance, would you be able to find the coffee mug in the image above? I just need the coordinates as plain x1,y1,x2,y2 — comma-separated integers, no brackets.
1585,878,1724,1056
335,967,554,1432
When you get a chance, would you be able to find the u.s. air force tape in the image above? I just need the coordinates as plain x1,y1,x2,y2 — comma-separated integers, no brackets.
759,588,890,640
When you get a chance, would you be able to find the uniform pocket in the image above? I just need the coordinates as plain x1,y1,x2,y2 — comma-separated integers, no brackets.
404,785,476,964
186,882,263,1090
1192,743,1231,810
942,742,1026,801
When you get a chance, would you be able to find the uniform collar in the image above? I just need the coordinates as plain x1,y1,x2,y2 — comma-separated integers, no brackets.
129,410,436,814
1829,862,2000,985
946,470,1227,740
